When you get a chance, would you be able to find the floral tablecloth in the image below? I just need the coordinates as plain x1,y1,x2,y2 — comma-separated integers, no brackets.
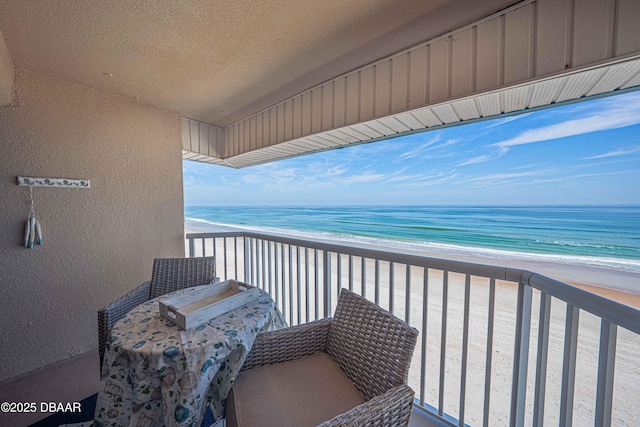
94,286,286,427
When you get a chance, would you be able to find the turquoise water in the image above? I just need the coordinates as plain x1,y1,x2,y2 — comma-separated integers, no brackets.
185,205,640,273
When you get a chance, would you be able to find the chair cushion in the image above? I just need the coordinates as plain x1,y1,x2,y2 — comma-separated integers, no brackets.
226,352,365,427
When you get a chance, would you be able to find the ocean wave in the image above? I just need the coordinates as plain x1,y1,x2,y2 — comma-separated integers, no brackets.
185,217,640,274
536,239,621,250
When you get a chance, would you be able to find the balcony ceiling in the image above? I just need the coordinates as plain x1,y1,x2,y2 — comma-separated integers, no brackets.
0,0,516,127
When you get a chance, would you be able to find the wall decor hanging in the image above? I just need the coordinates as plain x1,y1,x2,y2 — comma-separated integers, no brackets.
23,185,41,248
17,176,91,248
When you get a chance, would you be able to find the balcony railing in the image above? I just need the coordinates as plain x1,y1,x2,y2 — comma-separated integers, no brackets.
186,231,640,427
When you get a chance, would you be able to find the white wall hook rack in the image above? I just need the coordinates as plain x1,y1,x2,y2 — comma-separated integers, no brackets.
17,176,90,188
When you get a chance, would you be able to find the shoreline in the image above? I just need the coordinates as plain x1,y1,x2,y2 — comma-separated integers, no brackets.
184,221,640,308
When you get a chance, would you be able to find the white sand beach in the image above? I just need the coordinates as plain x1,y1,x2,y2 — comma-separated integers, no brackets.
185,224,640,426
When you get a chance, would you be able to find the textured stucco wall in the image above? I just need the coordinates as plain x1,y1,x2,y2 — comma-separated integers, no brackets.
0,70,184,381
0,30,13,105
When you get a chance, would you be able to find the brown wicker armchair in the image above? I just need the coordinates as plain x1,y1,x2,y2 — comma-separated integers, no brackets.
226,288,419,427
97,256,216,366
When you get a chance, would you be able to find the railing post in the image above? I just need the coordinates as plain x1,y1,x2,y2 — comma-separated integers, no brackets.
297,247,301,325
323,250,331,318
249,238,254,285
510,281,533,427
314,250,319,318
243,235,250,283
274,243,280,308
268,242,273,295
405,264,411,324
361,257,366,299
374,259,380,305
459,274,471,426
233,237,238,279
289,244,293,324
256,239,261,288
348,255,353,291
533,292,552,427
595,320,617,427
305,247,310,323
223,237,228,280
282,243,287,321
188,236,195,258
483,278,496,427
419,267,429,407
389,261,394,314
438,271,449,416
560,304,579,427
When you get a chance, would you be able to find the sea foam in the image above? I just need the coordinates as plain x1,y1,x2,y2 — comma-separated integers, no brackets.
186,217,640,274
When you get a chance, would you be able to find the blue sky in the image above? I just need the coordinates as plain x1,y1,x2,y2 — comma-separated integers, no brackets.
184,90,640,206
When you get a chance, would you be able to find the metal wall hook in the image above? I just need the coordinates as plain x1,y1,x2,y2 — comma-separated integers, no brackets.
17,176,90,188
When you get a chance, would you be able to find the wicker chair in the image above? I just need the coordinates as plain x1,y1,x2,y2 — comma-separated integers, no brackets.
97,256,216,365
226,288,419,427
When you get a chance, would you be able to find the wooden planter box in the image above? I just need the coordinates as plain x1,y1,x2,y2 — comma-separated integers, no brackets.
159,280,259,330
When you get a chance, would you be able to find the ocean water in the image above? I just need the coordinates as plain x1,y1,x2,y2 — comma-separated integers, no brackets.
185,205,640,273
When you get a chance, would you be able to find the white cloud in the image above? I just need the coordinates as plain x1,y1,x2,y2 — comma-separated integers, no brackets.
465,170,556,188
441,138,460,147
322,165,349,177
484,112,533,128
470,171,541,182
397,135,441,160
511,163,542,170
271,168,297,179
241,175,261,184
342,172,387,184
464,168,633,190
581,145,640,160
400,171,459,189
457,154,496,166
498,170,635,188
491,93,640,150
387,172,430,183
333,167,409,186
569,170,632,179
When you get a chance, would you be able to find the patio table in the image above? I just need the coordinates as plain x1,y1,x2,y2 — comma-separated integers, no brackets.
93,285,286,427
